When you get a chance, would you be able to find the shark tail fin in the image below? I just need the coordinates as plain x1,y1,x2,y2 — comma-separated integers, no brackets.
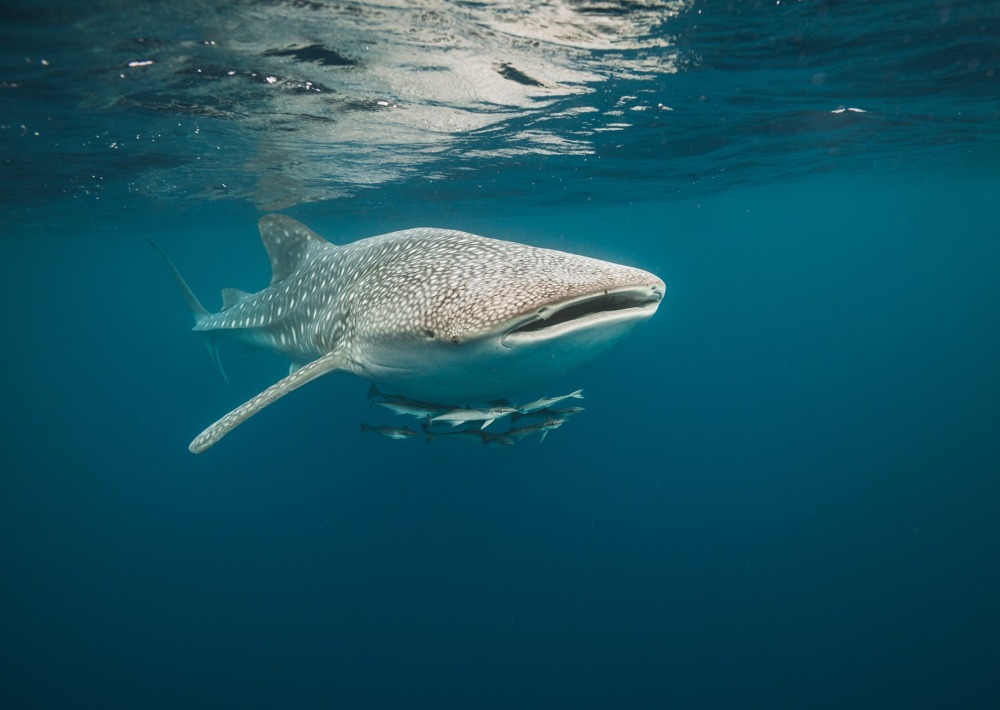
147,239,230,386
146,240,210,320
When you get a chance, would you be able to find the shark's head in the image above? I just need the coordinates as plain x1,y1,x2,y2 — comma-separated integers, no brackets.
344,229,665,402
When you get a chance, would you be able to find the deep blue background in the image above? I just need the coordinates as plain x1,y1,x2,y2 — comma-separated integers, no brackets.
3,0,1000,706
2,173,998,708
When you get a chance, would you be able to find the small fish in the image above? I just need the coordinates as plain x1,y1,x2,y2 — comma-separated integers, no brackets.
423,428,488,445
483,433,516,447
367,384,455,411
516,389,584,415
546,406,585,417
423,428,516,447
360,423,417,440
429,406,518,429
511,405,585,422
506,417,568,442
372,400,442,419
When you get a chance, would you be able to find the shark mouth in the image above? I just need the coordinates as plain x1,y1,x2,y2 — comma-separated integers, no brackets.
501,285,662,347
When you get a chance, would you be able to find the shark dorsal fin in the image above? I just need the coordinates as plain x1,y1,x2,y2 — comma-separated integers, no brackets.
258,214,330,285
220,287,252,310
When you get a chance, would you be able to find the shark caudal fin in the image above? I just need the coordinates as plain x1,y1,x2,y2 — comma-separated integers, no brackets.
147,240,230,386
189,350,349,453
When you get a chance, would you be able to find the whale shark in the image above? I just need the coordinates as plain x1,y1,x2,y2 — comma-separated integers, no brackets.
155,215,664,453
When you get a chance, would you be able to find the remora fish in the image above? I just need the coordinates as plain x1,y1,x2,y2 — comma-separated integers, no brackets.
367,384,455,412
423,428,487,445
507,417,569,442
422,428,515,447
156,215,664,452
429,406,518,429
372,400,443,419
510,405,585,422
360,423,417,440
516,389,584,415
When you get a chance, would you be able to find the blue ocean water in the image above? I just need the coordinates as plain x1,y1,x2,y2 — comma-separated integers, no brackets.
2,1,999,708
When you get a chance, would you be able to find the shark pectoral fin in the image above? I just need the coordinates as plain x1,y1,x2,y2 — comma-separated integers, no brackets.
189,350,348,454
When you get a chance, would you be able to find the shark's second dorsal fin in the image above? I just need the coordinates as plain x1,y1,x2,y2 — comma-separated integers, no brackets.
189,350,348,453
220,287,252,310
258,214,330,285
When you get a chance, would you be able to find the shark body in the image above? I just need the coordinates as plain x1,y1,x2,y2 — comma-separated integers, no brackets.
160,215,664,453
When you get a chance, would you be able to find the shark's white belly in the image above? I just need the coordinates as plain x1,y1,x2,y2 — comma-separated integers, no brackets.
356,316,643,403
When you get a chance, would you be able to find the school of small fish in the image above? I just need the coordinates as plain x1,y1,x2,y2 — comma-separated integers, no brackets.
360,385,584,445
